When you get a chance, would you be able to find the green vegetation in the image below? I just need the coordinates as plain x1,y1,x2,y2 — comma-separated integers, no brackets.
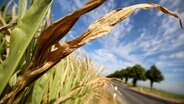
107,70,123,80
124,67,131,84
130,85,184,101
26,55,110,104
107,64,164,87
33,55,112,104
146,65,164,89
129,64,146,87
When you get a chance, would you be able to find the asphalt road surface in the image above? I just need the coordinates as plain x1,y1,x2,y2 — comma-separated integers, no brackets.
112,82,172,104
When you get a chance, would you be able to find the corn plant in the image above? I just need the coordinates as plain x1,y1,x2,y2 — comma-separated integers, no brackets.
29,54,110,104
0,0,183,103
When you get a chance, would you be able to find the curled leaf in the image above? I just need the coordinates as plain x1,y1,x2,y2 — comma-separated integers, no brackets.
36,0,106,65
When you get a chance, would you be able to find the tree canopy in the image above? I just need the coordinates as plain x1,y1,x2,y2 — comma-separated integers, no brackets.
107,70,123,79
129,64,146,86
123,67,131,84
146,65,164,89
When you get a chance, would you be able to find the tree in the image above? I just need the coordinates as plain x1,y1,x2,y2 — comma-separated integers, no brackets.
123,67,131,84
146,65,164,89
118,70,125,80
107,70,123,80
130,64,146,87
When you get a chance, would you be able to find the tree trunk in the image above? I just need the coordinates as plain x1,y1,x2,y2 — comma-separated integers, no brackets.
150,80,153,90
125,77,128,84
132,79,137,87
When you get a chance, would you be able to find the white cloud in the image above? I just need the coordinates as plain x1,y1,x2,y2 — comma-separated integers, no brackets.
173,68,184,73
138,15,183,56
160,51,184,60
155,60,184,70
156,51,184,70
88,49,136,75
92,49,118,64
89,49,122,74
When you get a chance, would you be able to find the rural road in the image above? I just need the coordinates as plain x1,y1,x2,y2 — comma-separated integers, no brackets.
112,82,172,104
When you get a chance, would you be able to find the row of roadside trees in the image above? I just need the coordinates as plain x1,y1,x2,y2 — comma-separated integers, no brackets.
107,64,164,89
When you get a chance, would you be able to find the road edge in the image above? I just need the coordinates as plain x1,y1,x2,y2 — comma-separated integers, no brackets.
112,79,184,104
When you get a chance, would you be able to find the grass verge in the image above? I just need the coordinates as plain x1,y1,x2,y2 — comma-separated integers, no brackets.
124,82,184,102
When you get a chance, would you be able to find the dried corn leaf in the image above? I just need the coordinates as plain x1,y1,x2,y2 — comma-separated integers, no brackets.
36,0,106,65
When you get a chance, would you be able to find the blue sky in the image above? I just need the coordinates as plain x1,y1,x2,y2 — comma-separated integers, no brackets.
51,0,184,94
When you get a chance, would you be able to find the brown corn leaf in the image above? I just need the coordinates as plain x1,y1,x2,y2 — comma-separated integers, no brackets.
36,0,106,65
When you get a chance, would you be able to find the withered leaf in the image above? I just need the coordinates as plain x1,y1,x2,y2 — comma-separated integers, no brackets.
36,0,106,65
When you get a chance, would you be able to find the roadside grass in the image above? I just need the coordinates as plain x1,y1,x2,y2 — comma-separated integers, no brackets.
140,86,184,100
124,82,184,101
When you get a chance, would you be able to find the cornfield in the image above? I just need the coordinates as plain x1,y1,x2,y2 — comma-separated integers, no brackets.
0,0,182,104
31,54,111,104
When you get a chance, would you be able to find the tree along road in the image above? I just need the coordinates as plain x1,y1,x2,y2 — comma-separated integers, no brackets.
112,82,173,104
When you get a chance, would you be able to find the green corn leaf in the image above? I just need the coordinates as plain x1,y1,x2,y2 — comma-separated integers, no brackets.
49,62,63,103
0,0,53,94
32,72,51,104
17,0,27,23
